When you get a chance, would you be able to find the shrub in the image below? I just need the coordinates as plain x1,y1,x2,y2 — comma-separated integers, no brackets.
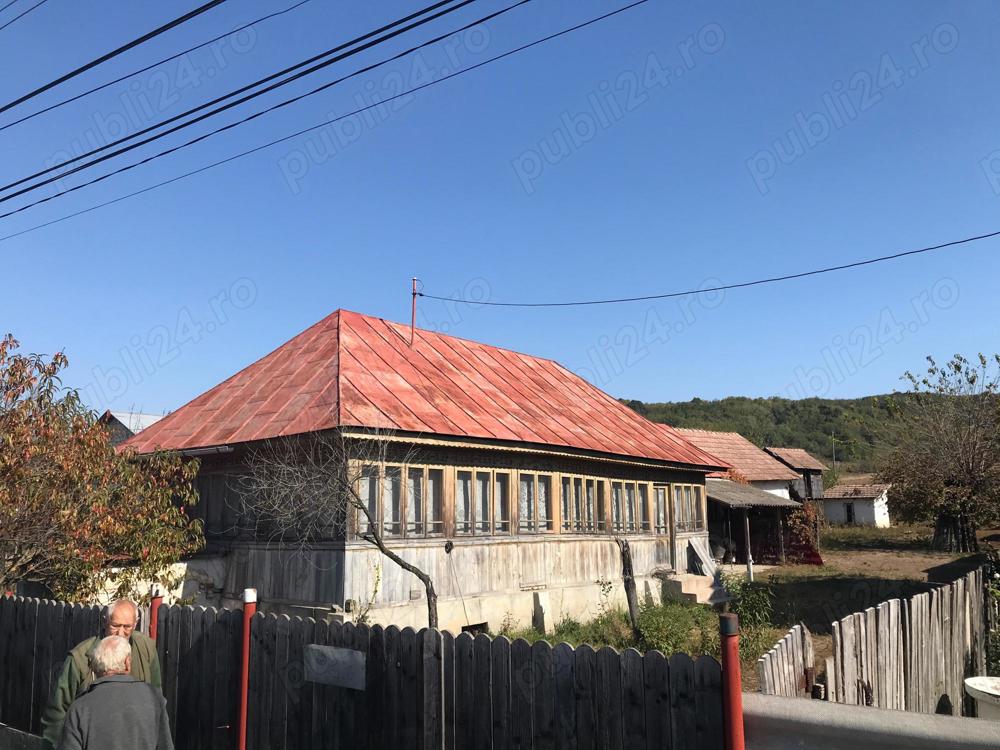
638,599,719,656
723,573,776,661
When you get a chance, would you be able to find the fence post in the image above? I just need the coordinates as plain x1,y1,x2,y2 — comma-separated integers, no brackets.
149,590,163,641
720,613,746,750
238,588,257,750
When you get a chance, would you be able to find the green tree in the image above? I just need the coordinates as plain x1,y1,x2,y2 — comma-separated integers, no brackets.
0,334,204,599
877,354,1000,552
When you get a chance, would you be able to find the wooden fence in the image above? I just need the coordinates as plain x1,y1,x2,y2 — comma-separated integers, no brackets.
756,624,814,699
0,597,103,734
758,567,989,716
0,596,726,750
244,614,724,750
156,605,243,750
829,567,986,715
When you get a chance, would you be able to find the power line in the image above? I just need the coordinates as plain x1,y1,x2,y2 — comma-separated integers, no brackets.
0,0,227,115
0,0,652,243
0,1,22,14
0,0,531,214
0,0,316,134
0,0,47,33
0,0,477,198
419,231,1000,307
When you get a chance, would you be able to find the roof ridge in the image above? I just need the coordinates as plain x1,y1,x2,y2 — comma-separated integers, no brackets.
675,426,741,436
335,308,343,427
343,308,565,368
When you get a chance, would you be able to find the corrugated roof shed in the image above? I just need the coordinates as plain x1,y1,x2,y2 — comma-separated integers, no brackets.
705,478,801,508
123,309,725,469
765,446,828,472
674,428,800,482
824,483,890,500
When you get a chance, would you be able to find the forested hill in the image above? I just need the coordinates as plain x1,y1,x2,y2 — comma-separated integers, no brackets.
622,395,896,473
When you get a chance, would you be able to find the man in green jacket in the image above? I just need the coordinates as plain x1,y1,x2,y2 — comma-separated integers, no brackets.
40,599,162,748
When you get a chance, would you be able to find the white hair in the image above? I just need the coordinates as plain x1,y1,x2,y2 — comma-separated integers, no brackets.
89,636,131,676
108,599,139,623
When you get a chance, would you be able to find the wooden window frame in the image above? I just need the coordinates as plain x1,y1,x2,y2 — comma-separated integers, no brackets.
454,467,508,536
355,462,445,540
517,472,555,534
672,482,706,533
653,485,669,535
607,480,653,535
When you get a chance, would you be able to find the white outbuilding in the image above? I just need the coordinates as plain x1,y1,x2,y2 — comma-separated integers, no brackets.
823,483,891,528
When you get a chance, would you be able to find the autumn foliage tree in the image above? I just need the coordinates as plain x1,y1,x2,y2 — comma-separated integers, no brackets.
877,354,1000,553
0,334,204,600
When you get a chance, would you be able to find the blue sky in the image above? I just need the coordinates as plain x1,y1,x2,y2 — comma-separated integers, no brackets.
2,0,998,416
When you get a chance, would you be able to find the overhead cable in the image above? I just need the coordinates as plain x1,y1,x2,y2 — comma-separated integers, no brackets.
0,0,228,114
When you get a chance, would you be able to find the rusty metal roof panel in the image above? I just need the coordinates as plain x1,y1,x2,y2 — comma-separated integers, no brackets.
123,310,726,468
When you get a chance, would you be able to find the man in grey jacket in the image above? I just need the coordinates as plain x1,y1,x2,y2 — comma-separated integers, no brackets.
58,636,173,750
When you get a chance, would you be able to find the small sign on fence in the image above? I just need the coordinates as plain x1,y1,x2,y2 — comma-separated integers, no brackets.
303,644,366,691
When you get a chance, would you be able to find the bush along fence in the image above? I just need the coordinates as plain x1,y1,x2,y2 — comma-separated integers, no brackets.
758,566,991,716
0,591,750,750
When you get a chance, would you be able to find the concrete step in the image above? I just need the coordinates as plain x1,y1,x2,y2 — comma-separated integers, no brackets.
661,574,729,605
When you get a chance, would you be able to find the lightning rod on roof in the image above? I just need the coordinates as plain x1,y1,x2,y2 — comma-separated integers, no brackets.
410,277,419,347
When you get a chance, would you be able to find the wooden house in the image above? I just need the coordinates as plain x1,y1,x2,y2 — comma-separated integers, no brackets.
672,428,801,565
765,446,828,501
123,310,727,631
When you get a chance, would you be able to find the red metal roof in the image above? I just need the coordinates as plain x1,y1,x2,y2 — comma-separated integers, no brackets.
673,428,799,482
123,310,725,468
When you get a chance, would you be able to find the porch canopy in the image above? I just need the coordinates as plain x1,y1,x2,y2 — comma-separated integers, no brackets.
705,478,800,508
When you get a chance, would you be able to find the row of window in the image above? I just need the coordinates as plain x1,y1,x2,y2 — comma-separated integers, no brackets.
357,465,705,540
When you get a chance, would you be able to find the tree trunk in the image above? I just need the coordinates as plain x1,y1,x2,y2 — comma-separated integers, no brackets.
366,533,439,628
615,538,642,643
932,513,980,553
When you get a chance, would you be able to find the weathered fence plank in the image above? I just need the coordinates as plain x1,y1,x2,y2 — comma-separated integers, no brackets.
641,650,670,750
509,638,533,749
490,636,511,750
532,640,556,750
423,629,444,750
596,646,623,750
695,656,724,750
814,568,989,718
758,624,814,700
552,642,576,750
572,644,596,750
472,633,491,750
669,653,696,750
620,649,644,750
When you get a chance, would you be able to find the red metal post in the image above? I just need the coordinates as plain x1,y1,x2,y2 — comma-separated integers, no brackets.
149,591,163,641
720,613,746,750
237,588,257,750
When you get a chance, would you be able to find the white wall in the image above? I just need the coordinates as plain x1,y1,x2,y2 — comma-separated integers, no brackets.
823,493,891,528
872,492,891,527
752,480,791,499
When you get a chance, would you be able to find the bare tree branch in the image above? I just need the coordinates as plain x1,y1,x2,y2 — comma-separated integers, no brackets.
240,429,440,627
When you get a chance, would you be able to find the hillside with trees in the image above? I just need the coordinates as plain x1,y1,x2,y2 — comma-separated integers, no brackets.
622,395,896,474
